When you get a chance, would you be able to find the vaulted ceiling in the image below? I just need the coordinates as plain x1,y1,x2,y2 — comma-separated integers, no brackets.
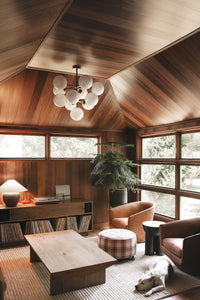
0,0,200,131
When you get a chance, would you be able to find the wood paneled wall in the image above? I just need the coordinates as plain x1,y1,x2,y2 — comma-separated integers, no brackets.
0,129,130,225
0,159,106,224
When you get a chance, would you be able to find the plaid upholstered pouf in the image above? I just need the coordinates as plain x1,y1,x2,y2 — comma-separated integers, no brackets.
98,228,137,259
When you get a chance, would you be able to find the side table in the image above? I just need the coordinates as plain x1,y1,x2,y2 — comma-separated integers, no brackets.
143,221,165,255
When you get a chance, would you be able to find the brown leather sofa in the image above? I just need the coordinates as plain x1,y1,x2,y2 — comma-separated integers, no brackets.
0,267,6,300
109,201,155,243
159,217,200,275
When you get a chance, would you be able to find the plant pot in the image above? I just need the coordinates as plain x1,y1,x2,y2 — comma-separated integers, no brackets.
109,188,128,207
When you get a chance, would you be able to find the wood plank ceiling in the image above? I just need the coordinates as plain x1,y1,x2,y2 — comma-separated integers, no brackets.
0,0,199,130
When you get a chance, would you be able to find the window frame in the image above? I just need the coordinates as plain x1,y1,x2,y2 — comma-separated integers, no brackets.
49,135,99,159
137,131,200,221
0,131,100,161
0,133,46,160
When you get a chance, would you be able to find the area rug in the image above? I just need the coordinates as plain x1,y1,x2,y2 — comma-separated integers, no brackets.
0,240,200,300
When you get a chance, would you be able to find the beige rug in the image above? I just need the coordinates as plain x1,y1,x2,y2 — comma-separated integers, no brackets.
0,240,200,300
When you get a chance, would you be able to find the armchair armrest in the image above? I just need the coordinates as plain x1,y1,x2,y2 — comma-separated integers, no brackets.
183,232,200,255
128,206,154,243
128,208,154,230
160,218,200,240
182,233,200,275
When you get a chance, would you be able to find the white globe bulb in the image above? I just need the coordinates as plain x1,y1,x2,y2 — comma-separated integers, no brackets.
70,107,84,121
65,100,75,111
82,102,94,110
79,75,93,89
53,75,67,89
85,93,98,107
53,87,65,95
66,90,80,104
78,88,88,99
92,82,104,95
53,94,67,107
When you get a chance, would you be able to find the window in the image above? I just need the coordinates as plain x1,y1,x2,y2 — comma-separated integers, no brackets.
180,165,200,192
0,134,45,158
142,135,175,158
180,197,200,219
50,136,98,158
139,131,200,220
141,190,175,218
182,132,200,158
141,164,175,188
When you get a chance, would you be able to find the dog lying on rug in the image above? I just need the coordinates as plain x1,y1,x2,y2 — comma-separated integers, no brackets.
135,258,174,297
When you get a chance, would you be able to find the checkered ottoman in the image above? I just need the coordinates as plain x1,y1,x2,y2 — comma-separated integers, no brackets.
98,228,137,259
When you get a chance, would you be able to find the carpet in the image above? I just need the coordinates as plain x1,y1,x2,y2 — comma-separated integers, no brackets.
0,240,200,300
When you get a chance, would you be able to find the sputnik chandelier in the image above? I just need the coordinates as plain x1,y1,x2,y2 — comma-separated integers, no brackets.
52,65,104,121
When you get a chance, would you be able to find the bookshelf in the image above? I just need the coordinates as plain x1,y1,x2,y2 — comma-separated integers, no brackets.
0,199,93,247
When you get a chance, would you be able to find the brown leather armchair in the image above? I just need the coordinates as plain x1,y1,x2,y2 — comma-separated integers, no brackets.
109,201,155,243
159,218,200,275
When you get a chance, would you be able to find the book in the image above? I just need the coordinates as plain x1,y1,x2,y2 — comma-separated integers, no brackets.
78,215,92,232
24,220,54,234
67,216,78,232
54,217,67,231
0,223,24,243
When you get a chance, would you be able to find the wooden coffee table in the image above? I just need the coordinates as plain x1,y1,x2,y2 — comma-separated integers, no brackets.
25,230,116,295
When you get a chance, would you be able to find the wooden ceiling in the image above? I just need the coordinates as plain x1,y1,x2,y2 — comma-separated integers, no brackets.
110,33,200,128
0,0,200,131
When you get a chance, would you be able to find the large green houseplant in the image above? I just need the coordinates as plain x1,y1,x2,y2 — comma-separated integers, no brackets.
90,142,140,207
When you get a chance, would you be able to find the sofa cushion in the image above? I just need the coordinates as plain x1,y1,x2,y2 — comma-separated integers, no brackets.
111,217,128,229
163,238,184,258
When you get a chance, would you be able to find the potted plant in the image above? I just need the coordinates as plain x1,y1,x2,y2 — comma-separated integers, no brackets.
90,142,140,207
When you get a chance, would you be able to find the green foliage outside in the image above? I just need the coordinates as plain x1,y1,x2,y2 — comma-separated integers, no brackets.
0,135,45,158
0,135,98,159
142,133,200,218
142,134,200,190
143,135,175,158
142,136,176,188
50,137,98,158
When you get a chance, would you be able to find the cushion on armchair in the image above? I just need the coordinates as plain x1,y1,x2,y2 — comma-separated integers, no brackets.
111,218,128,229
162,238,183,258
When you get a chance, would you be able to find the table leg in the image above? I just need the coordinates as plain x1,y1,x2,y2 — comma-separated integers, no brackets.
30,246,40,262
50,269,105,295
145,233,154,255
154,235,163,256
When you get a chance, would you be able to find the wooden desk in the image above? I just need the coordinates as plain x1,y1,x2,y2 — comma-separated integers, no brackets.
25,230,116,295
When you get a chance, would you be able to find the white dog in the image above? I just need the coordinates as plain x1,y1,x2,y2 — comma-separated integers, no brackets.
135,258,173,297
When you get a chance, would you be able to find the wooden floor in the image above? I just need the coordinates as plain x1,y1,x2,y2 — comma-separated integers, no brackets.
162,286,200,299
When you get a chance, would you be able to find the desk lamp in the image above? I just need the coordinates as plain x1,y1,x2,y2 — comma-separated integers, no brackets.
0,179,27,207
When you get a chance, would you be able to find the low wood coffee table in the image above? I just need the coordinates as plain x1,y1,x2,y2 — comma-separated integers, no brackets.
25,230,116,295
